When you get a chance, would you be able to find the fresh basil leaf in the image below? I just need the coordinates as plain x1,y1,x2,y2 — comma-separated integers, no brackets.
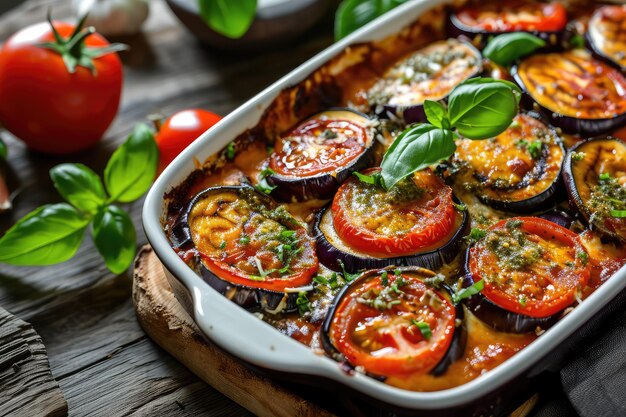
198,0,257,39
447,78,521,140
0,138,7,160
50,163,106,215
380,124,456,189
104,123,158,203
335,0,408,40
0,203,89,265
483,33,546,67
92,205,136,275
423,100,450,129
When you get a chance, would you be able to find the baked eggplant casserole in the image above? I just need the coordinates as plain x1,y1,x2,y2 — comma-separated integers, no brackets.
163,0,626,392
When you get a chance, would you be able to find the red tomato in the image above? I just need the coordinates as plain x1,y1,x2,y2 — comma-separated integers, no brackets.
269,116,369,177
469,217,591,318
329,272,456,377
455,1,568,33
0,21,123,154
331,168,456,257
155,109,221,173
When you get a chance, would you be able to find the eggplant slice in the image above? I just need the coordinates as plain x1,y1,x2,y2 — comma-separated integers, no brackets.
266,109,376,202
448,1,568,48
366,39,482,123
463,217,591,333
321,267,466,379
451,113,565,213
314,201,469,273
171,185,318,313
587,4,626,72
563,137,626,243
512,49,626,135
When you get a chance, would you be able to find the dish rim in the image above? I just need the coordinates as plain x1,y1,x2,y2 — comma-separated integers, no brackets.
142,0,626,410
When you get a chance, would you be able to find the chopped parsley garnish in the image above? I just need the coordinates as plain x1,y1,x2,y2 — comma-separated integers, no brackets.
571,151,586,161
611,209,626,218
518,295,527,307
380,271,389,287
394,269,401,276
590,172,626,220
255,167,277,194
599,172,612,181
338,259,362,282
453,203,467,211
410,320,432,340
320,129,338,139
452,279,484,304
577,251,589,266
275,229,301,266
486,220,544,271
570,34,585,49
239,236,250,245
219,241,226,250
516,139,543,160
296,291,311,316
226,142,236,160
313,272,341,290
465,228,487,243
390,276,407,293
253,257,274,279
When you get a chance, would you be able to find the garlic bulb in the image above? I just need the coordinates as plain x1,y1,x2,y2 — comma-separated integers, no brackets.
72,0,150,36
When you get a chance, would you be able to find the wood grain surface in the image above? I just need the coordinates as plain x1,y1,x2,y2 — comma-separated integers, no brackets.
0,1,334,415
0,1,576,416
0,307,67,417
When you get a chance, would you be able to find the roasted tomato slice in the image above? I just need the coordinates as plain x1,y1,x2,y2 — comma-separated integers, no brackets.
515,50,626,120
269,109,373,178
331,168,456,257
453,1,568,33
188,187,318,292
588,5,626,71
452,113,564,210
328,271,456,377
563,137,626,243
469,217,591,318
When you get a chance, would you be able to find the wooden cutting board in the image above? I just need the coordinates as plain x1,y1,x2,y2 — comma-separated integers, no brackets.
132,245,537,417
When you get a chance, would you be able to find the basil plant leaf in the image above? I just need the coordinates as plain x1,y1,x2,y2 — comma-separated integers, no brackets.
50,163,107,215
380,124,456,190
0,138,7,160
447,78,521,140
483,33,546,67
335,0,408,40
198,0,257,39
104,123,158,203
0,203,89,265
423,100,450,129
92,205,136,275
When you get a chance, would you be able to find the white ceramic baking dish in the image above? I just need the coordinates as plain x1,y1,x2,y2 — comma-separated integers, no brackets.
143,0,626,414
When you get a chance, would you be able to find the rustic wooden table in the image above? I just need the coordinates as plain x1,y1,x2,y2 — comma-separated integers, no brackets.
0,2,581,416
0,1,335,415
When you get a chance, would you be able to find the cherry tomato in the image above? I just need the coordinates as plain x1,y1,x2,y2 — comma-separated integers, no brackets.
156,109,221,173
469,217,591,318
0,20,123,154
455,1,568,33
328,271,456,377
331,168,456,257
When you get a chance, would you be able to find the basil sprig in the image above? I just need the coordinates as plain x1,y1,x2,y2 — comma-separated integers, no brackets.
335,0,409,40
198,0,258,39
380,77,521,189
0,123,158,274
483,32,546,67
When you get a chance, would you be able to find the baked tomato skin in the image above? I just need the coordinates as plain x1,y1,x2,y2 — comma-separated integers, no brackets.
155,109,222,174
469,217,591,318
329,271,456,377
0,21,123,154
455,2,568,33
331,168,456,257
